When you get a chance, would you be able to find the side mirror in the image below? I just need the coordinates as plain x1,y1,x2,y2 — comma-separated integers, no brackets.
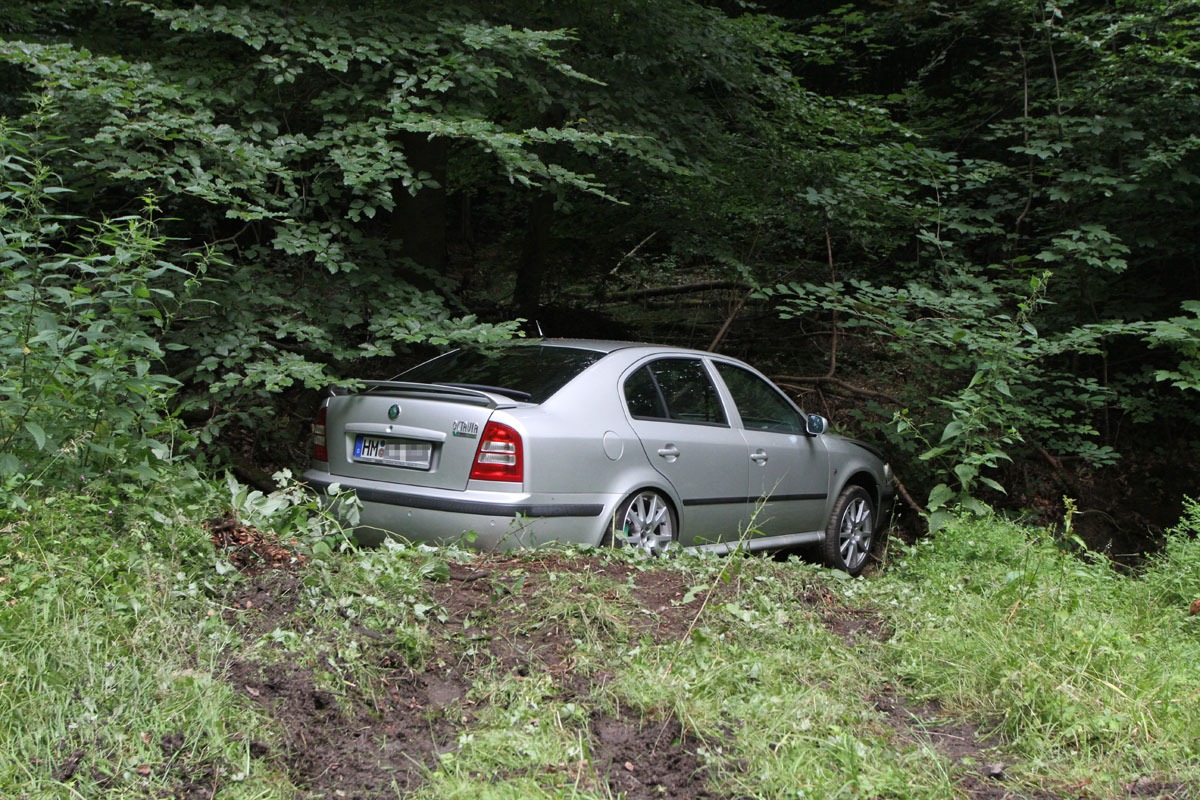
805,413,828,436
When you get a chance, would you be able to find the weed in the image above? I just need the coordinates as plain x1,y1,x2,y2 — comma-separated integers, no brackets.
6,477,1200,799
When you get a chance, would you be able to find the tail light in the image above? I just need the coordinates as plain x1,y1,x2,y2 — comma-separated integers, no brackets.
312,406,328,462
469,421,523,482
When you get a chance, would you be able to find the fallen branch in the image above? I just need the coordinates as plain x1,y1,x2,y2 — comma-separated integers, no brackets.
607,280,752,302
893,478,926,516
608,231,657,276
708,289,753,352
773,375,901,404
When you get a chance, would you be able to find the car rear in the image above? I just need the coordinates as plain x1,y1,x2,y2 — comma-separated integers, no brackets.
303,343,624,548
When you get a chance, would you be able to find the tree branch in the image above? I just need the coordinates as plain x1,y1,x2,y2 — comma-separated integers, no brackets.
774,375,900,404
708,290,752,352
607,280,752,301
894,477,926,516
608,231,657,276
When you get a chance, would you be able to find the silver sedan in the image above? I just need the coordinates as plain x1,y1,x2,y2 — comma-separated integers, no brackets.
304,340,894,575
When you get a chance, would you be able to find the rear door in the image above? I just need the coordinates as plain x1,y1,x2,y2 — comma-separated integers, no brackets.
623,357,749,546
712,362,830,536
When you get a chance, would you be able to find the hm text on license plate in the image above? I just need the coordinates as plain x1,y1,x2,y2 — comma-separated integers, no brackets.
353,435,432,469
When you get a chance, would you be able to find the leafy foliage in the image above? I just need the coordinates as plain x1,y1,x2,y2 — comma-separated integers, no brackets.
0,1,613,434
762,270,1141,514
0,121,207,506
743,0,1200,520
2,0,1200,531
1144,301,1200,392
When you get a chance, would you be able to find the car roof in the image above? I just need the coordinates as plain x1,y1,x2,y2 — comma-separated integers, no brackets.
530,338,718,358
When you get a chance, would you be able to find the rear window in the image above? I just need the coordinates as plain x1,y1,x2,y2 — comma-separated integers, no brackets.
397,345,604,403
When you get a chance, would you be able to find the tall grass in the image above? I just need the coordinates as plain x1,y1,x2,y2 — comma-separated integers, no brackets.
0,490,294,798
4,481,1199,798
866,509,1200,791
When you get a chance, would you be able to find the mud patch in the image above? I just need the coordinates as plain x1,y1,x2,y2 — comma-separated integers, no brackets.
821,605,891,642
227,658,463,797
222,572,305,635
1124,778,1197,799
874,693,1057,800
799,581,893,642
589,707,716,800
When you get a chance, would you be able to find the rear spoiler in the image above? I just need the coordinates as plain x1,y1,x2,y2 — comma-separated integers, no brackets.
330,381,518,409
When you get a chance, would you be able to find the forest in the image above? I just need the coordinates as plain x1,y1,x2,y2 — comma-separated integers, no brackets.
3,0,1200,552
6,4,1200,798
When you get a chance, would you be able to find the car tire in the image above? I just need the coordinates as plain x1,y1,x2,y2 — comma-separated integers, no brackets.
605,489,678,556
822,485,876,577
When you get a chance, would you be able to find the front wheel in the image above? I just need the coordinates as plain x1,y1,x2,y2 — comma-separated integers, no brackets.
604,490,678,556
823,485,876,577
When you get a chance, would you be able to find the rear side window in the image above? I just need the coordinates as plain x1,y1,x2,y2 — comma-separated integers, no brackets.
398,345,603,403
623,358,727,425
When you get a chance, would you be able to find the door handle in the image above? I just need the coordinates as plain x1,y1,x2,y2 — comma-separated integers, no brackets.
750,449,769,464
657,445,680,461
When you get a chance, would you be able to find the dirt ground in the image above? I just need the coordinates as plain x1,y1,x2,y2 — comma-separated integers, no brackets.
210,554,722,800
152,528,1191,799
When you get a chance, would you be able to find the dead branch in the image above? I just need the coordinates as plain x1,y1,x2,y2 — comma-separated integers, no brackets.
708,290,753,352
607,280,752,302
608,231,658,276
774,375,901,404
824,227,840,379
894,478,926,516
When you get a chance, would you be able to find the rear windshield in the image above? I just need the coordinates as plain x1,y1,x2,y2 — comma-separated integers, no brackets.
397,345,605,403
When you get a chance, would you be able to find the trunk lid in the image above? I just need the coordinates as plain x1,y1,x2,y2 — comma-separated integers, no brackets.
322,382,516,491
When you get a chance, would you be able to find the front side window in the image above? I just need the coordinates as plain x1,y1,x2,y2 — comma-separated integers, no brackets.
715,363,803,433
623,358,727,425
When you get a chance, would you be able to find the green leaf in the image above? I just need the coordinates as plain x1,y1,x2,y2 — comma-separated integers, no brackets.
927,483,955,512
24,421,46,450
939,419,964,443
953,463,978,490
979,476,1007,493
0,454,22,476
926,510,954,534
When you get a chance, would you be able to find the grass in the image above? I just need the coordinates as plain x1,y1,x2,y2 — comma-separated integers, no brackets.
0,497,294,798
868,513,1200,792
2,478,1199,798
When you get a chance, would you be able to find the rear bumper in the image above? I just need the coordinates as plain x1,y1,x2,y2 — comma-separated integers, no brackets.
303,469,614,549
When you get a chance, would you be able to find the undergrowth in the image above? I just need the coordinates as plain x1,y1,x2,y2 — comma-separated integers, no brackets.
2,479,1199,799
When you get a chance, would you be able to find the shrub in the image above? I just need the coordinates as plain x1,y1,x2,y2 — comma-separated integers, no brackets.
0,120,210,508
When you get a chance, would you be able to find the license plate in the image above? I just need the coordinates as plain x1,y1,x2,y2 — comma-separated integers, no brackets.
353,435,432,469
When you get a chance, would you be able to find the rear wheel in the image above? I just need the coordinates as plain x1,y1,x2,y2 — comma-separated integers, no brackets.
605,490,677,556
823,485,876,577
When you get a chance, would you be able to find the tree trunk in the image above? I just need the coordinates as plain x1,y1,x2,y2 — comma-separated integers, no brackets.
515,189,556,320
513,105,567,320
391,133,448,275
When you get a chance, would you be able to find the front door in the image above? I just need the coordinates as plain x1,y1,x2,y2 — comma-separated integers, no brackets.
713,362,830,537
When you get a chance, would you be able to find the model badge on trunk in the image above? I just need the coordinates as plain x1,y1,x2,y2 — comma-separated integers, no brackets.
451,420,479,438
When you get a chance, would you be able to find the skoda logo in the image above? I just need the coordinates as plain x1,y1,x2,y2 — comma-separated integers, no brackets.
387,404,400,420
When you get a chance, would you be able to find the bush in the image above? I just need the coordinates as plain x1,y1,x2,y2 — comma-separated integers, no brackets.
0,121,210,508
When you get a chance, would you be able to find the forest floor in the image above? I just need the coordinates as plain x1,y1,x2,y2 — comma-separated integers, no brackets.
199,542,1060,800
17,505,1198,800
